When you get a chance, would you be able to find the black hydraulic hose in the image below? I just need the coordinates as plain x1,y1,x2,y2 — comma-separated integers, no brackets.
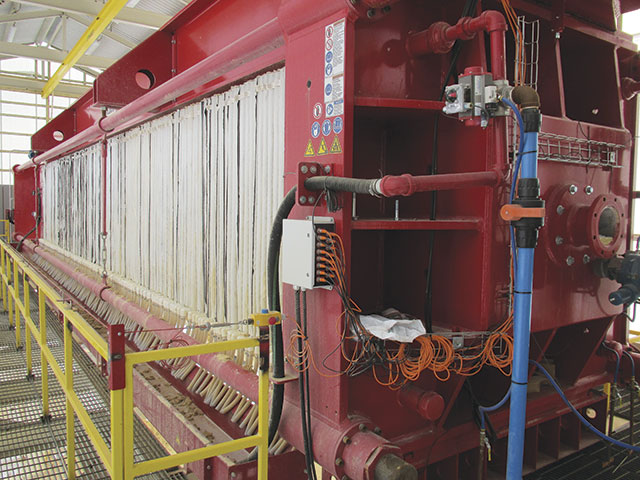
304,176,378,195
297,289,316,480
17,189,41,252
247,186,296,461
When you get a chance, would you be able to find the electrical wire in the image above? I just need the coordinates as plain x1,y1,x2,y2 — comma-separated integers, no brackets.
289,228,515,389
602,342,622,385
530,360,640,453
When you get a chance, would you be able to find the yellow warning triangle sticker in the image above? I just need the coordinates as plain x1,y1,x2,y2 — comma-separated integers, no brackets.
330,136,342,154
304,140,315,157
317,137,328,156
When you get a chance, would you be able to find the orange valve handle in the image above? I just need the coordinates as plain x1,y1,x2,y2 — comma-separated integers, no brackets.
500,204,545,222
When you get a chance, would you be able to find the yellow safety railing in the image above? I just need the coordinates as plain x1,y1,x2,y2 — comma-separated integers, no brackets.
0,238,269,479
0,219,9,241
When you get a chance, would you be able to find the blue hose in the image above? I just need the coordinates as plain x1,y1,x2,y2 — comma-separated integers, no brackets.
601,342,622,385
479,388,511,430
504,98,540,479
530,360,640,453
623,350,636,379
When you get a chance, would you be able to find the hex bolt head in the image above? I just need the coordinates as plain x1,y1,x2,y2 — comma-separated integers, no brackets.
367,8,376,17
299,196,307,205
300,165,308,174
358,423,367,432
342,476,350,480
566,256,575,266
229,472,235,477
342,436,351,445
583,254,591,264
308,196,315,204
555,236,564,245
324,165,331,174
309,165,318,174
556,205,565,215
585,185,594,195
335,457,344,466
569,184,578,195
373,427,382,435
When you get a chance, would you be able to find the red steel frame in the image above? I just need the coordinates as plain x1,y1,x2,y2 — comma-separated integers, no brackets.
13,0,640,478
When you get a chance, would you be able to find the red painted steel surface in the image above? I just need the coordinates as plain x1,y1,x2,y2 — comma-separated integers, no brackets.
17,0,640,478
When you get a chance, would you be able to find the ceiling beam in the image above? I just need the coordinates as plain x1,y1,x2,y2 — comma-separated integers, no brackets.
0,9,60,24
11,0,169,29
0,41,113,68
0,74,87,97
42,0,129,97
67,13,135,49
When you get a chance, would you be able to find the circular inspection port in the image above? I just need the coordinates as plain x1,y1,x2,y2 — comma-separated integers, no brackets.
135,69,155,90
52,130,64,142
587,195,625,258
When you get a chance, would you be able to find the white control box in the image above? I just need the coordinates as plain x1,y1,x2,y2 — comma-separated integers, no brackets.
281,217,334,289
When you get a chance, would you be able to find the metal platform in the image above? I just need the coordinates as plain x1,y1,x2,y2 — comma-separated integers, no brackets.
0,302,187,480
524,389,640,480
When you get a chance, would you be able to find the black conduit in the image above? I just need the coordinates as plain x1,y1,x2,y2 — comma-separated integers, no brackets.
304,176,378,195
247,186,297,461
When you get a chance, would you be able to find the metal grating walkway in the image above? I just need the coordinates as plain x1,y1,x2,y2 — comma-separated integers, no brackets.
0,300,187,480
524,390,640,480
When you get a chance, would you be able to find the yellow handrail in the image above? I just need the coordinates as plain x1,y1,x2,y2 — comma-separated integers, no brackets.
0,239,269,480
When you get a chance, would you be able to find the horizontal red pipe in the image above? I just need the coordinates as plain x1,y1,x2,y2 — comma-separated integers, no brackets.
17,19,283,172
407,10,507,79
17,236,260,402
376,170,500,197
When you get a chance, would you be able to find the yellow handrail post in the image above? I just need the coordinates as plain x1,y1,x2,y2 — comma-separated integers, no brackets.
108,323,126,480
13,258,20,348
24,272,32,377
7,255,13,329
39,288,49,418
1,246,6,312
64,314,76,479
124,357,134,480
258,369,269,480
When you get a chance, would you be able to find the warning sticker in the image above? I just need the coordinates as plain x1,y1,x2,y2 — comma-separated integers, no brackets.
304,140,315,157
330,136,342,154
324,19,346,118
318,138,328,156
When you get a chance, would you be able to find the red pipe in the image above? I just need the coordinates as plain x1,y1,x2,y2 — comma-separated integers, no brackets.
376,170,500,197
17,19,284,172
407,10,507,79
17,236,261,402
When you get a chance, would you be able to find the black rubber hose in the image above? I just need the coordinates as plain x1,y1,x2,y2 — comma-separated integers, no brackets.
247,186,296,461
17,189,41,252
297,289,316,479
304,176,378,195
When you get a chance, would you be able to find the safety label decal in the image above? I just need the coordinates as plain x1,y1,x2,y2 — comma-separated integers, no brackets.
324,19,345,118
311,121,320,139
318,138,328,156
330,136,342,154
304,140,315,157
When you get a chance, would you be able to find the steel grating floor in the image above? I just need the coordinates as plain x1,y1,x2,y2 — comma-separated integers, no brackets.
0,294,187,480
523,391,640,480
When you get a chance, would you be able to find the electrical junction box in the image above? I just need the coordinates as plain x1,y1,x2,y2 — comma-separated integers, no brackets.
282,217,334,289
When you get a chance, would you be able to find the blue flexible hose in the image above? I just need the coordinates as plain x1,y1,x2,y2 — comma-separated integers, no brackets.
530,360,640,453
479,388,511,430
602,342,622,385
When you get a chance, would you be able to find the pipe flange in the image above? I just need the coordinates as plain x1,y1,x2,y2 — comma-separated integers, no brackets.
587,194,625,258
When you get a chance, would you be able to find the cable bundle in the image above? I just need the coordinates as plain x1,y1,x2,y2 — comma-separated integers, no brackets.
288,229,515,389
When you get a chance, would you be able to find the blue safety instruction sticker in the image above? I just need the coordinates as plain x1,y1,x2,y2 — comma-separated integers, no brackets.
311,122,320,138
333,117,343,134
324,19,345,118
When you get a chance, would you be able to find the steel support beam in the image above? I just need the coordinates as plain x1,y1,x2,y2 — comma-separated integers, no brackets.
42,0,127,97
67,13,135,49
0,74,86,97
0,9,60,23
0,41,113,68
11,0,170,29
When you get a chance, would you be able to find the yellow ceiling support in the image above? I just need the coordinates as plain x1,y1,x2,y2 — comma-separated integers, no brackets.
41,0,129,98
